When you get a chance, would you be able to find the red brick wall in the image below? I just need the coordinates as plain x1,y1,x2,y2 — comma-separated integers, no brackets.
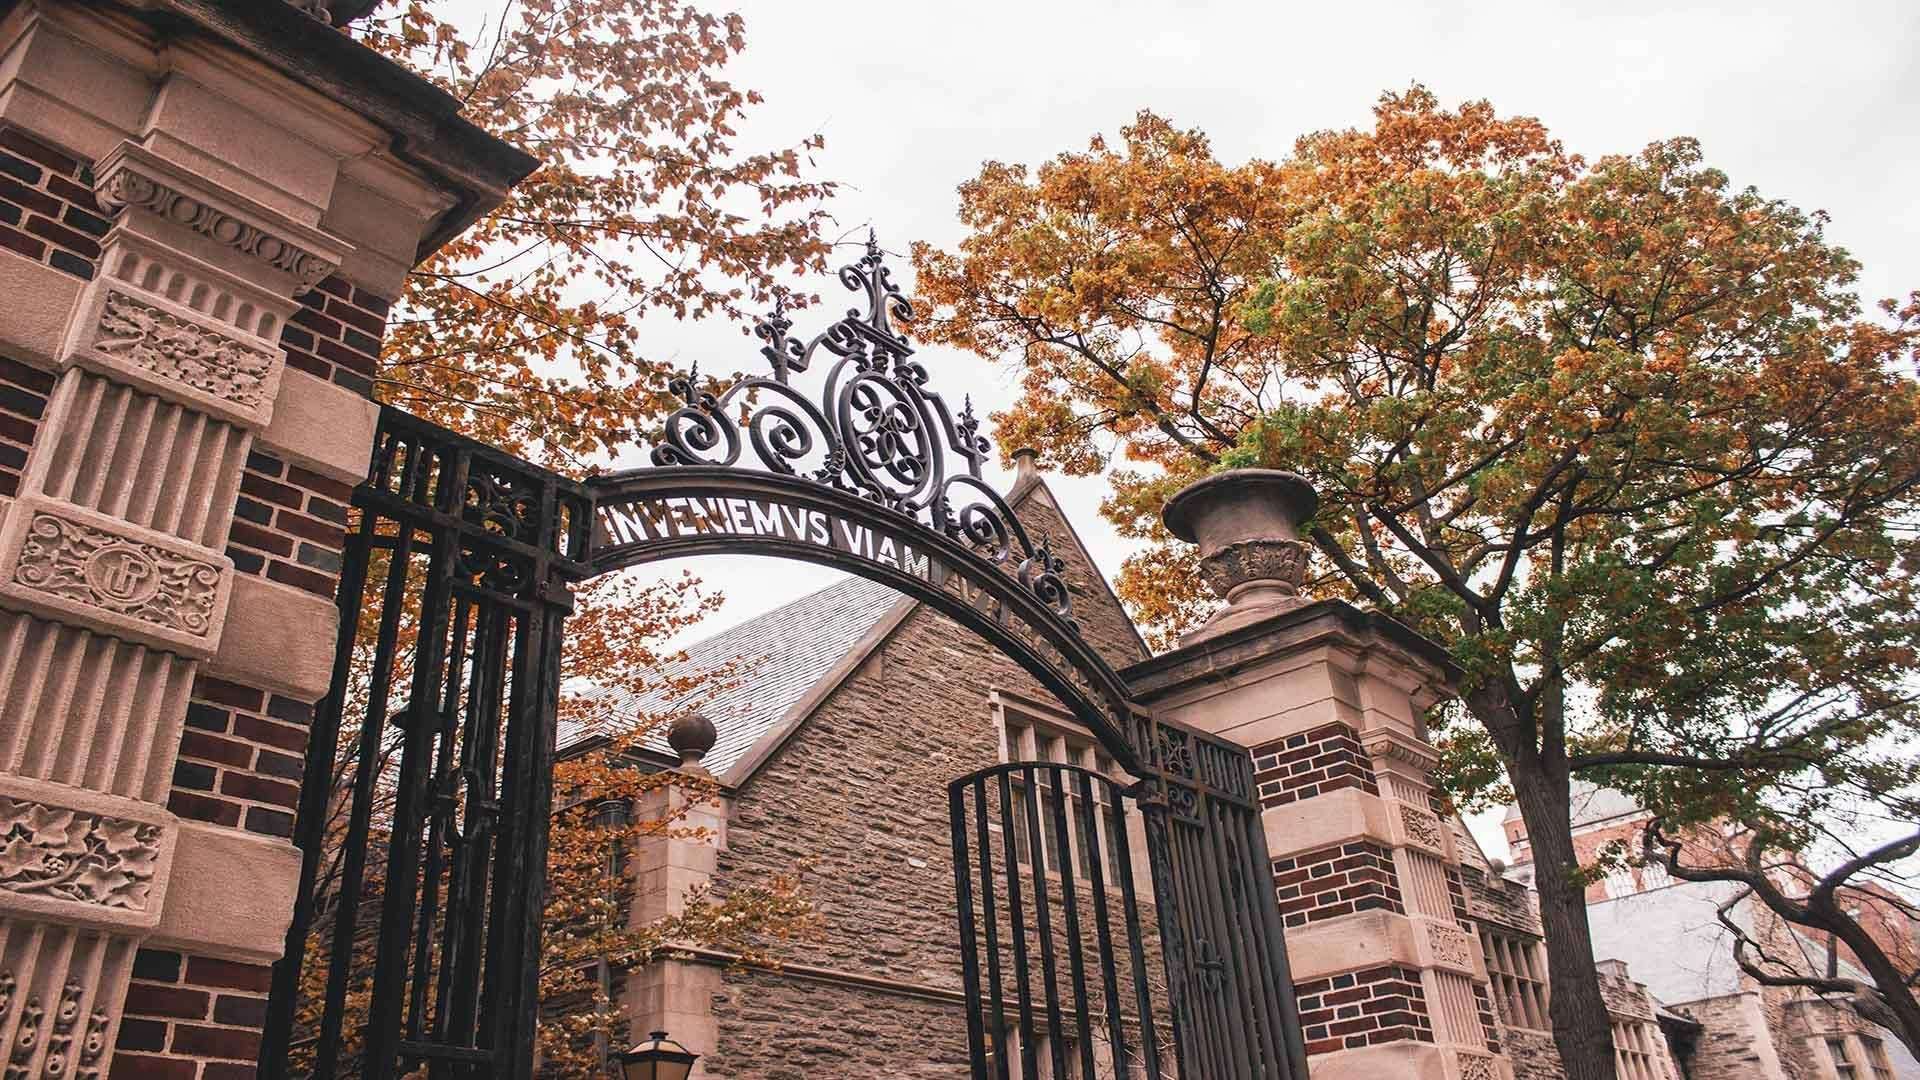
231,449,351,599
0,353,51,497
0,129,104,281
1252,722,1379,809
168,676,310,839
280,275,388,398
1295,964,1435,1056
111,949,273,1080
1272,840,1406,928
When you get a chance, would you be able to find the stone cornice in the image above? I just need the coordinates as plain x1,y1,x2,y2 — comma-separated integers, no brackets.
93,143,347,294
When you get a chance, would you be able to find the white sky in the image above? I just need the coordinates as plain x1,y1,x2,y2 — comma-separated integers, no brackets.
559,0,1920,858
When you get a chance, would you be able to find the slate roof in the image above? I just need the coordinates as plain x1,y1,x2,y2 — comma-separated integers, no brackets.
557,573,905,777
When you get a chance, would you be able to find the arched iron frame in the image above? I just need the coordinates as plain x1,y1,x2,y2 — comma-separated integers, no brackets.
263,238,1306,1080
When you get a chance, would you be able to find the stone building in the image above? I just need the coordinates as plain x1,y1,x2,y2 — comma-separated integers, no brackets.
1505,785,1920,1080
574,466,1697,1079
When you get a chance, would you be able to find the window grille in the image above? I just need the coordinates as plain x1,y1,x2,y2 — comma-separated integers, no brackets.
1478,928,1549,1031
1827,1037,1859,1080
1002,710,1128,886
1612,1019,1671,1080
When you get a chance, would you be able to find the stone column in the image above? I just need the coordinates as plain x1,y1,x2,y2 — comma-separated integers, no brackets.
622,712,728,1078
0,3,533,1076
1124,470,1511,1080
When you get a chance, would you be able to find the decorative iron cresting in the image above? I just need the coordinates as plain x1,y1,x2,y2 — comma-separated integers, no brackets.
646,234,1075,625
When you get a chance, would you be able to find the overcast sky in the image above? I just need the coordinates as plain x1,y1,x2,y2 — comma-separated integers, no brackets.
589,0,1920,857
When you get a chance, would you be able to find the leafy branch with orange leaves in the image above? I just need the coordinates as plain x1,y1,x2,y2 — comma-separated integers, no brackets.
913,87,1920,1080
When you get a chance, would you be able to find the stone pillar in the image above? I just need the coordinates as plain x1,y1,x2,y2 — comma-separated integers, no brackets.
1124,470,1511,1080
622,712,727,1078
0,3,532,1076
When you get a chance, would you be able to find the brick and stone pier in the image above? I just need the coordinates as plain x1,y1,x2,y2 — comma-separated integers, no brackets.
0,2,530,1076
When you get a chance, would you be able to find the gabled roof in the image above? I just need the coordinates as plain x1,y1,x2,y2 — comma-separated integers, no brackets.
557,574,908,777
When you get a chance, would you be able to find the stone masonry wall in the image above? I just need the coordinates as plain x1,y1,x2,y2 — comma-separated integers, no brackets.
701,482,1150,1078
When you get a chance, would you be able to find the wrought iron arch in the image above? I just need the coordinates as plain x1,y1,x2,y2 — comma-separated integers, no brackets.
266,237,1307,1080
585,233,1142,773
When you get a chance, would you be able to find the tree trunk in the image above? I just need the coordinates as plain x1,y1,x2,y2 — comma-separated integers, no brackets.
1510,761,1619,1080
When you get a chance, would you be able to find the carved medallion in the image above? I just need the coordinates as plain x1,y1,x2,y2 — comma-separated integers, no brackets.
14,514,221,637
0,796,164,910
92,292,278,410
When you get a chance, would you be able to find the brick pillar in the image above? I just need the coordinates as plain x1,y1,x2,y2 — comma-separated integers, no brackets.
0,4,534,1077
1125,469,1510,1080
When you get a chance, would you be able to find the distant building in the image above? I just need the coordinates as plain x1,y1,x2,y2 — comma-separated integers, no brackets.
1506,783,1919,1079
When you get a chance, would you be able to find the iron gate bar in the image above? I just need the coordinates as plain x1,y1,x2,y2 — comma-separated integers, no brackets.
951,762,1170,1080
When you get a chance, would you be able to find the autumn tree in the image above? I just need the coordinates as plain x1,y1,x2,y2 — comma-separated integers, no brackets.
1649,819,1920,1055
352,0,835,469
912,91,1920,1080
282,1,835,1071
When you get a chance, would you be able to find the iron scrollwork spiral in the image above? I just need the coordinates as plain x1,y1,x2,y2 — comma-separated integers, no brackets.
649,234,1076,626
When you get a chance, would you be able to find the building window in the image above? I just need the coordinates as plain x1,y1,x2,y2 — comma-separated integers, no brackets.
1479,929,1549,1031
1638,859,1671,890
1827,1037,1859,1080
1001,707,1128,886
1862,1036,1895,1080
1613,1019,1671,1080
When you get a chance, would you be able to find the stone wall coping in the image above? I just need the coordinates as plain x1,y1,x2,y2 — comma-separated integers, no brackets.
1122,598,1459,705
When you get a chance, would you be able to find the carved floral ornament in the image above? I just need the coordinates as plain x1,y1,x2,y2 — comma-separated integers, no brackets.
12,514,222,638
0,974,111,1080
1424,920,1476,970
0,797,163,910
94,166,338,293
92,292,278,410
1457,1054,1498,1080
1399,803,1446,851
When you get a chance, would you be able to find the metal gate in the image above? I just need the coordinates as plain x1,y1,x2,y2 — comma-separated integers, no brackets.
260,408,591,1079
950,719,1309,1080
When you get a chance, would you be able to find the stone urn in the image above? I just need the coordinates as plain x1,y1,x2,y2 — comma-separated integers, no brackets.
1161,468,1318,644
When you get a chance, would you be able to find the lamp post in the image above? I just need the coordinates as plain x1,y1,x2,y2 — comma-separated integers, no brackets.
617,1031,699,1080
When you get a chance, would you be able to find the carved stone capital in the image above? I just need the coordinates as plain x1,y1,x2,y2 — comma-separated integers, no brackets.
91,143,346,296
0,775,177,933
64,283,284,429
1197,537,1308,600
0,496,232,659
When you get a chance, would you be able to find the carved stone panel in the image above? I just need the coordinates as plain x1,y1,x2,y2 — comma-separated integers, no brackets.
0,775,176,932
1398,803,1446,854
65,284,284,428
0,496,232,659
1420,918,1479,976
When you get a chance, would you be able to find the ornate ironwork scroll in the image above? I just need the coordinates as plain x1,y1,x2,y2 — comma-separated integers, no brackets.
644,235,1073,626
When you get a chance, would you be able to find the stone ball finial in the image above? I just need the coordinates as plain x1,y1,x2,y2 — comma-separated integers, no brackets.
1162,469,1320,644
667,707,717,771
